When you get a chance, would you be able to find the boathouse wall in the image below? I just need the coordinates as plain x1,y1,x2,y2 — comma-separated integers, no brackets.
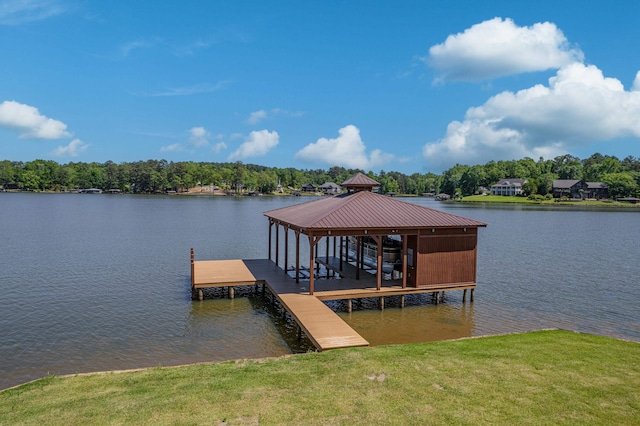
411,228,478,287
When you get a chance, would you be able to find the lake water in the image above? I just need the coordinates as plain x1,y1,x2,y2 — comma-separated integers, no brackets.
1,193,639,390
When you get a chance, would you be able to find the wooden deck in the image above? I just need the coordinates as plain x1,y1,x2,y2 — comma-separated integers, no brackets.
190,256,475,351
191,257,368,351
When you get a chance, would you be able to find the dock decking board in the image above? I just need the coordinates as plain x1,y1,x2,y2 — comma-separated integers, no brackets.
191,258,476,351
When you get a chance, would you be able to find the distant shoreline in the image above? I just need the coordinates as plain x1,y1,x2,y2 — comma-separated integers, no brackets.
454,194,640,208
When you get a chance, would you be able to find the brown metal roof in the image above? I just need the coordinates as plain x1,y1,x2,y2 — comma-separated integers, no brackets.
264,191,487,233
341,173,380,189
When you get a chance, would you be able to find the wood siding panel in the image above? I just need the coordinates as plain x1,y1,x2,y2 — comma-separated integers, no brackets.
416,229,478,286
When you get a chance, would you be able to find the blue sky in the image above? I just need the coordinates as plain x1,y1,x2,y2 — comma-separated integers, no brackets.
1,0,639,174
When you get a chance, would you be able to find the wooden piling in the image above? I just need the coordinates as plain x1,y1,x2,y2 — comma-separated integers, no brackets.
379,296,385,310
228,286,235,299
347,299,352,313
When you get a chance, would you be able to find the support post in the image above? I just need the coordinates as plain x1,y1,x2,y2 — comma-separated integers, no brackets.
347,299,352,313
190,247,195,286
463,289,467,302
284,226,289,273
228,286,235,299
295,231,300,284
325,236,330,278
375,236,382,291
379,296,385,310
355,236,361,280
400,295,405,308
402,236,408,288
268,222,272,261
275,222,279,267
309,235,317,295
470,288,475,302
198,289,203,301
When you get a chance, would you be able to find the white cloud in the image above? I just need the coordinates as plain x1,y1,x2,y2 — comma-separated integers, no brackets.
228,130,279,160
0,0,65,25
50,139,88,157
160,143,183,152
295,125,394,169
423,63,640,171
246,110,267,125
143,81,230,97
633,71,640,91
427,17,583,82
212,141,227,154
188,126,209,147
246,108,304,125
0,100,70,139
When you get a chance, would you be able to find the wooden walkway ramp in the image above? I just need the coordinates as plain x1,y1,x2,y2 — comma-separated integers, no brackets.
191,256,368,351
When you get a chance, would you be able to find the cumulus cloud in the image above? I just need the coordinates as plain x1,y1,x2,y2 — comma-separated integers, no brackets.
633,71,640,91
295,125,394,169
0,100,70,139
160,143,183,153
0,0,65,25
427,17,583,82
188,126,209,147
50,139,88,157
246,108,303,125
228,130,279,160
212,141,227,154
246,110,267,125
423,62,640,171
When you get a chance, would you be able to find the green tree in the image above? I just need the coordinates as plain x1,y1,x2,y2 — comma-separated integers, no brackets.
602,172,638,198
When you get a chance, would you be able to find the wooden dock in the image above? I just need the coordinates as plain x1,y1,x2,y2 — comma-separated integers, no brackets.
191,253,475,351
191,256,368,351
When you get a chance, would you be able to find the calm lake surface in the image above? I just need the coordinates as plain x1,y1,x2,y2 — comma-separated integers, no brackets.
1,193,639,389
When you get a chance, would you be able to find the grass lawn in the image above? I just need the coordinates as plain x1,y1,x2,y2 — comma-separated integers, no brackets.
460,195,638,207
1,330,639,425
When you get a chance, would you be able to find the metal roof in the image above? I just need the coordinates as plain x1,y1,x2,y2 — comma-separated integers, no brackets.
341,173,380,189
264,191,487,232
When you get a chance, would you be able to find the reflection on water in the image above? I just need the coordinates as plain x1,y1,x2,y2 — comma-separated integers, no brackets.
1,193,639,390
337,296,475,345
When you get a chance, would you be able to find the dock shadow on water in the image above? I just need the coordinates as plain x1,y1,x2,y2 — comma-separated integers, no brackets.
194,286,316,354
330,293,475,345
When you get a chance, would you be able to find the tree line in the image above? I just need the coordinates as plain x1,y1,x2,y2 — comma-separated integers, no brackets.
1,153,639,198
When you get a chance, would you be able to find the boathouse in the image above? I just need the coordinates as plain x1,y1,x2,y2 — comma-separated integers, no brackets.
264,173,487,295
190,173,487,351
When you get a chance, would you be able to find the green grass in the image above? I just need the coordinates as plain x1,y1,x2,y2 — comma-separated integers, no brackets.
461,195,638,207
1,330,639,425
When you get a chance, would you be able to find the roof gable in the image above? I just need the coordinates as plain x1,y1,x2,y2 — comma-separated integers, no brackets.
341,173,380,190
553,179,581,189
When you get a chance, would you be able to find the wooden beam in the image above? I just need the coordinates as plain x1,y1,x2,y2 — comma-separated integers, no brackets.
275,222,279,267
295,230,300,283
355,236,361,280
284,226,289,273
309,235,319,295
190,247,195,286
268,221,272,261
372,235,382,291
402,235,407,288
